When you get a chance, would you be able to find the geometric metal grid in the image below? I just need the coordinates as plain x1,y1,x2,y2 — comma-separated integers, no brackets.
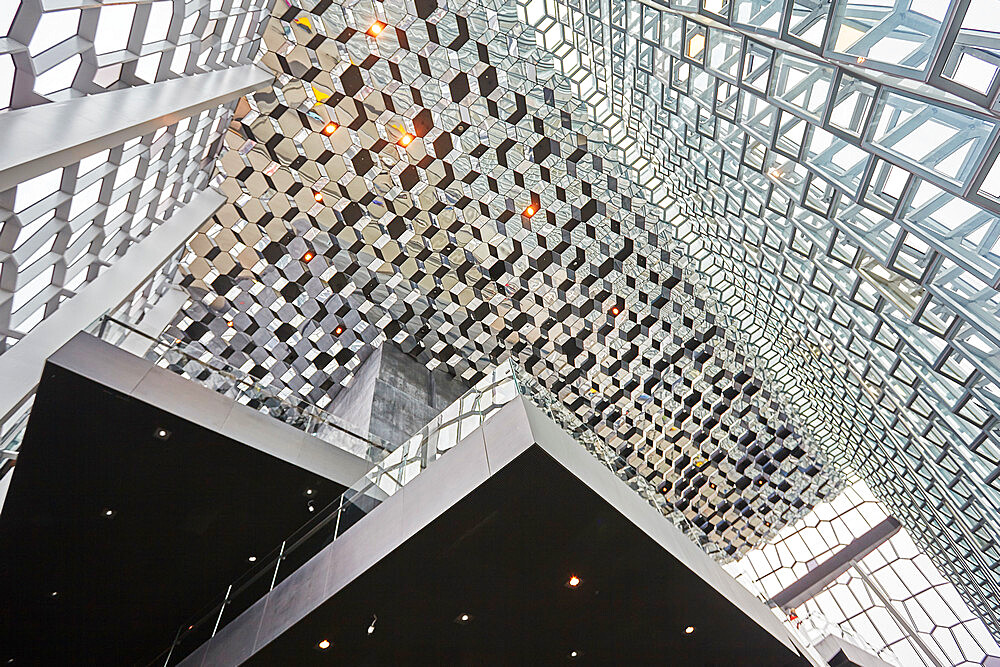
169,0,840,559
519,0,1000,638
109,247,193,334
0,102,233,353
0,0,277,356
729,481,1000,667
0,0,271,112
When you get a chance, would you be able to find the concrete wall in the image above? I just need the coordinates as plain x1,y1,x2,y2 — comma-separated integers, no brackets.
326,345,380,437
368,343,468,446
326,342,469,449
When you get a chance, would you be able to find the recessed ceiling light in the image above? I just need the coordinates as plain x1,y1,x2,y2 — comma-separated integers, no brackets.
248,556,257,562
313,191,324,203
460,614,469,621
684,626,695,634
302,251,315,263
317,639,331,650
566,575,581,588
307,500,315,513
102,508,116,518
610,306,620,316
367,21,386,37
321,122,338,136
49,591,58,597
334,325,344,335
398,132,414,147
455,613,472,624
569,650,580,658
523,205,536,217
367,615,377,635
305,489,314,496
154,428,171,440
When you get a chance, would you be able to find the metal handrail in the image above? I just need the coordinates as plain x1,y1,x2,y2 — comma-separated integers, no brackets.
146,359,520,666
96,315,395,458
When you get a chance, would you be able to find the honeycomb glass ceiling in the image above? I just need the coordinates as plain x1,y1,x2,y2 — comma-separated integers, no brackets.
506,0,1000,639
173,0,842,570
163,0,1000,643
729,480,1000,667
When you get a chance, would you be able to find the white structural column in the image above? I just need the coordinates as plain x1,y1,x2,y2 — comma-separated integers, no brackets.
0,187,225,426
0,64,273,192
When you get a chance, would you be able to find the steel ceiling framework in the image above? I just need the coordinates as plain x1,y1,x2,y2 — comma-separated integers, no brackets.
3,0,1000,655
514,0,1000,639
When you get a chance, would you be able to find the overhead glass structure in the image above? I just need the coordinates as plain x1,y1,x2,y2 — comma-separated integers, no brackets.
3,0,1000,659
730,481,1000,666
514,0,1000,638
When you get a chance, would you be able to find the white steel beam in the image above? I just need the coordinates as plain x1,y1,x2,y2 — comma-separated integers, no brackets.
0,64,273,193
0,187,225,425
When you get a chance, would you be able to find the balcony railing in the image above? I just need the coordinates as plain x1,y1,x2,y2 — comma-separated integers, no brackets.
147,359,520,666
95,315,395,461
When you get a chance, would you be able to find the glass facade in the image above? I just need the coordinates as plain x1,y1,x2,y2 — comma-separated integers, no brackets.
0,0,272,353
729,481,1000,667
168,0,844,566
517,0,1000,636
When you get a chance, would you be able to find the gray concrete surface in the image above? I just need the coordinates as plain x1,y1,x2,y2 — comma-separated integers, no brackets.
326,345,380,437
326,342,469,449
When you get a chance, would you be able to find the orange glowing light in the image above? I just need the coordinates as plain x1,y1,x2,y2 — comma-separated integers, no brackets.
610,306,620,316
318,639,331,650
398,132,414,147
334,325,344,335
321,122,338,136
302,251,314,263
523,205,536,217
567,575,581,587
368,21,386,37
314,191,324,202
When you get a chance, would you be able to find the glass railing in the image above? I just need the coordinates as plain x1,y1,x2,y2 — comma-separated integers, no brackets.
147,360,520,666
94,315,395,461
0,406,29,482
146,352,736,665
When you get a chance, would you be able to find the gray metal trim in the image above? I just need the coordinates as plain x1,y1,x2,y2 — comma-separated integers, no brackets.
44,332,371,489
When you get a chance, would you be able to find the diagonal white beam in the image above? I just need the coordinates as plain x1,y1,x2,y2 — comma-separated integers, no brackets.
0,187,225,425
0,64,273,193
